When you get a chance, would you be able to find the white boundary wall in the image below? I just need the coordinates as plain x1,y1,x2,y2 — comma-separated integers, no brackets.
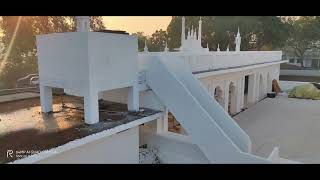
11,113,162,164
36,127,139,164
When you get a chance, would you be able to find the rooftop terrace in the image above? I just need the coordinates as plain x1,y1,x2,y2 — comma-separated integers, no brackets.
0,95,160,163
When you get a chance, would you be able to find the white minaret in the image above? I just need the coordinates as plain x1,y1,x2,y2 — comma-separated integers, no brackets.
217,44,220,52
144,40,148,52
198,17,202,47
164,42,169,52
206,43,209,51
76,16,90,32
181,16,185,48
191,26,194,39
235,27,241,52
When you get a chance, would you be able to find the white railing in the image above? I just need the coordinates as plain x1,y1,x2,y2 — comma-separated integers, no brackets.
139,51,283,73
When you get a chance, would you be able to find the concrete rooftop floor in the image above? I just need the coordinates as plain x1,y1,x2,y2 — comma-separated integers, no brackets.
0,95,159,163
234,95,320,163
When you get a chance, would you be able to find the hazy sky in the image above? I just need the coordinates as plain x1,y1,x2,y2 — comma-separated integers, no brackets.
103,16,172,36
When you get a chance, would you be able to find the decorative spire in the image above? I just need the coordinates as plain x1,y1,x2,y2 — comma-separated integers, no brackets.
191,26,194,39
181,16,185,48
164,42,169,52
217,44,220,52
235,26,241,52
144,40,148,52
207,43,209,51
226,44,230,52
198,17,202,43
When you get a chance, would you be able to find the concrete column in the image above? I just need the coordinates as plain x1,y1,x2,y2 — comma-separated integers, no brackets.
40,86,53,113
255,73,260,102
247,74,256,106
241,77,245,108
155,106,168,133
128,83,139,111
223,80,230,112
84,90,99,124
236,78,243,113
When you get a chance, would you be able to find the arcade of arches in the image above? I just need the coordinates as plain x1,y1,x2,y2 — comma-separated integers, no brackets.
201,70,279,116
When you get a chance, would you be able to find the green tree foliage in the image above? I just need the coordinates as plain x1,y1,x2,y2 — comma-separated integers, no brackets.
0,16,105,88
284,16,320,67
148,29,168,52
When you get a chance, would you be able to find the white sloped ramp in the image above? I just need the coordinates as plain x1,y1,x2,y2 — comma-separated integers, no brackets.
145,55,268,163
162,55,251,153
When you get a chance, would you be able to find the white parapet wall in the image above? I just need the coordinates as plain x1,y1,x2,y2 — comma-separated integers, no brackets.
139,51,282,73
34,127,139,164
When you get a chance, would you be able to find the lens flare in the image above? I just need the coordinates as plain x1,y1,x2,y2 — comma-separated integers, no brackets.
0,16,22,73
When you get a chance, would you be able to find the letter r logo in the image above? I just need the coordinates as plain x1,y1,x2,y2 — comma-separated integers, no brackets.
7,150,13,158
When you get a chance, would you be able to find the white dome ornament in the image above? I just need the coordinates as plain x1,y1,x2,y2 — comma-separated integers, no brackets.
144,40,149,52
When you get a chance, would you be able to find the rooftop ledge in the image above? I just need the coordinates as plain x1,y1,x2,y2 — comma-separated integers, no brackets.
138,51,284,76
0,95,162,164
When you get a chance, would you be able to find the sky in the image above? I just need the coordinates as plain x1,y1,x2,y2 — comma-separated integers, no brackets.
103,16,172,36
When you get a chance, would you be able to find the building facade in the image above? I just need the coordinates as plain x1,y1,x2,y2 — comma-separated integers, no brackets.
29,16,291,164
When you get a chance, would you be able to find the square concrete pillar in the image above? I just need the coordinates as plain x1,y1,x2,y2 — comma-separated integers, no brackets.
240,77,245,110
84,91,99,124
40,86,53,113
127,84,139,111
236,79,242,113
157,107,169,133
223,81,230,112
247,74,256,106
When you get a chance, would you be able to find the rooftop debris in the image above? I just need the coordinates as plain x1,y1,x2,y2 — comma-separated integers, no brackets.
289,83,320,100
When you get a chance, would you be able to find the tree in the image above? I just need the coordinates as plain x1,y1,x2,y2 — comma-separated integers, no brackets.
284,16,320,67
148,29,168,52
0,16,105,88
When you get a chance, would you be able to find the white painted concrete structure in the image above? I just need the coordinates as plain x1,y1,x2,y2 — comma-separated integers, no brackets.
36,18,140,124
33,16,294,164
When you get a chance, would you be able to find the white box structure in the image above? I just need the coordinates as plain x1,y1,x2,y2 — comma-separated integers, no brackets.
36,32,139,124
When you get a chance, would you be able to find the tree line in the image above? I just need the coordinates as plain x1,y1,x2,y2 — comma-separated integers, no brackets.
1,16,320,89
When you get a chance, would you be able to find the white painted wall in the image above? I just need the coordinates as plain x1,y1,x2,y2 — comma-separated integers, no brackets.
37,32,139,124
37,33,90,91
35,127,139,164
139,51,282,73
280,70,320,77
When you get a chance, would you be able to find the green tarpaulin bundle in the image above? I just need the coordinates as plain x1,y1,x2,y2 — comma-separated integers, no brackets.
288,83,320,100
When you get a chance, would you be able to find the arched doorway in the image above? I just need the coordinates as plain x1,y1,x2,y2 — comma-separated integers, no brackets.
214,86,224,107
259,74,265,100
228,82,237,115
